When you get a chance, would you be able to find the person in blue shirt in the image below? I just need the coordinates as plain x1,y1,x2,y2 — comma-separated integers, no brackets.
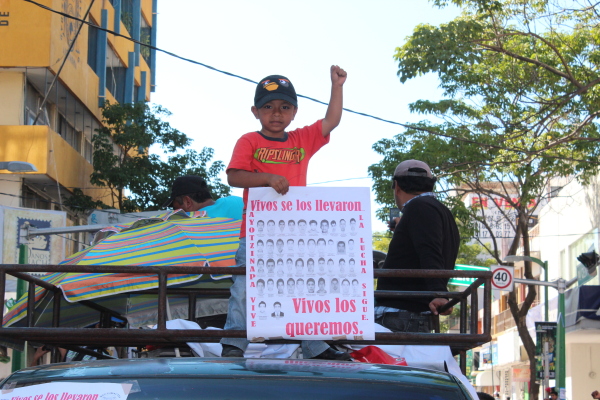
163,175,243,220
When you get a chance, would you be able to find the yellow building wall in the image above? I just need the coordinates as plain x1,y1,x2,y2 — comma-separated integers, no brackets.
0,126,112,204
0,0,154,207
0,72,24,125
0,0,153,121
0,0,52,66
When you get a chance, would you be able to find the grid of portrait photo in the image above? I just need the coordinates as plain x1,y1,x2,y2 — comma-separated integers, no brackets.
252,217,366,319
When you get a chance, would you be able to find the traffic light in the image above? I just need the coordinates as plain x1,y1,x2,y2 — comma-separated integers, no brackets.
577,251,599,275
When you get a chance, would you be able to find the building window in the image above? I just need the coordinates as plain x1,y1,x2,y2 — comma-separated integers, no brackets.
140,17,152,66
87,17,99,75
106,47,127,103
58,114,82,153
84,139,93,163
22,185,52,210
549,186,563,199
24,84,49,126
121,0,134,34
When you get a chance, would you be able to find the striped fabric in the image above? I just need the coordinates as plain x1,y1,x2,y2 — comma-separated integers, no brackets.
2,211,240,328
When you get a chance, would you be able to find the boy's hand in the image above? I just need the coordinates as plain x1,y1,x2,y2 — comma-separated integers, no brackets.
330,65,347,87
266,174,290,195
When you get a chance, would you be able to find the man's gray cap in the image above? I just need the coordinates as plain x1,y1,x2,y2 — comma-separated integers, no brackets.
393,160,433,178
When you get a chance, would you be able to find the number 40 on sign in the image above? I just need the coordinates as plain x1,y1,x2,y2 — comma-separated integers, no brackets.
491,265,514,292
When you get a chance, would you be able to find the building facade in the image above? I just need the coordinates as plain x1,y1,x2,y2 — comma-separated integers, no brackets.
0,0,157,373
0,0,156,237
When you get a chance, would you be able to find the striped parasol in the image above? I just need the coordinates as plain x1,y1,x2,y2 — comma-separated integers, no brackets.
3,210,240,327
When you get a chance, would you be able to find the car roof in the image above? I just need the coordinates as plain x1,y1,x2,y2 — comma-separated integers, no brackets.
2,357,460,387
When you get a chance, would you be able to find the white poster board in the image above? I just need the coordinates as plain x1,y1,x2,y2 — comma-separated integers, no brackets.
0,381,131,399
246,187,374,341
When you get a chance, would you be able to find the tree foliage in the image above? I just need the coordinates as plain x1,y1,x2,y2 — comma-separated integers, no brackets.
91,102,229,212
369,1,600,397
456,242,496,267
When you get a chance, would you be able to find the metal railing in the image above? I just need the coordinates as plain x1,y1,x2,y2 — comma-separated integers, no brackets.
0,264,492,368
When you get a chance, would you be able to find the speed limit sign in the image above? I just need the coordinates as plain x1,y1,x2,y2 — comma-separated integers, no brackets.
492,265,514,291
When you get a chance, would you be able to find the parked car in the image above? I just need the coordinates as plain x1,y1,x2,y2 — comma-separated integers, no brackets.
0,357,475,399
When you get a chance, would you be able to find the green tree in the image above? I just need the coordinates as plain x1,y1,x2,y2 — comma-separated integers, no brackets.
456,242,495,268
92,102,229,212
369,1,600,397
372,230,392,253
63,188,111,216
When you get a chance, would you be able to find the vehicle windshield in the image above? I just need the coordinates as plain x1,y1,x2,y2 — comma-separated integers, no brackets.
4,377,469,399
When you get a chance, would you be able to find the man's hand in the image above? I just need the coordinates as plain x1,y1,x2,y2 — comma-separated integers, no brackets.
266,174,290,195
330,65,347,87
429,298,453,316
592,390,600,399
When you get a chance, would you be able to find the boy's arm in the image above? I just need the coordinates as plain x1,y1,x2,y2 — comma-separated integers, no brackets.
228,169,290,195
321,65,347,137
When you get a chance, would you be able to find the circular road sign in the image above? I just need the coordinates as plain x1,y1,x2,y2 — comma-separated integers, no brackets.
492,266,514,291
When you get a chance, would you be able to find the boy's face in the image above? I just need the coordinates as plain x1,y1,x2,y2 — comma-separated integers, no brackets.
251,99,298,137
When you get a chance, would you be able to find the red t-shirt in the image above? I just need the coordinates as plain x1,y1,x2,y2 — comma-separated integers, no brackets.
227,120,329,236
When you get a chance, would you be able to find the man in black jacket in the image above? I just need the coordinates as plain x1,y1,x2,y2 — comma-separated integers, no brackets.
375,159,459,333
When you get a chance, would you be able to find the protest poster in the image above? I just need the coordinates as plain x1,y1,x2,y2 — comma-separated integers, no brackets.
246,187,374,341
0,381,131,399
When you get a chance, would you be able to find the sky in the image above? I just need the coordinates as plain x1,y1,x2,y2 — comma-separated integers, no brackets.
150,0,460,232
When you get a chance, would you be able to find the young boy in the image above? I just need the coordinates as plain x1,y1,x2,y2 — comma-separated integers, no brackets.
220,66,348,360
